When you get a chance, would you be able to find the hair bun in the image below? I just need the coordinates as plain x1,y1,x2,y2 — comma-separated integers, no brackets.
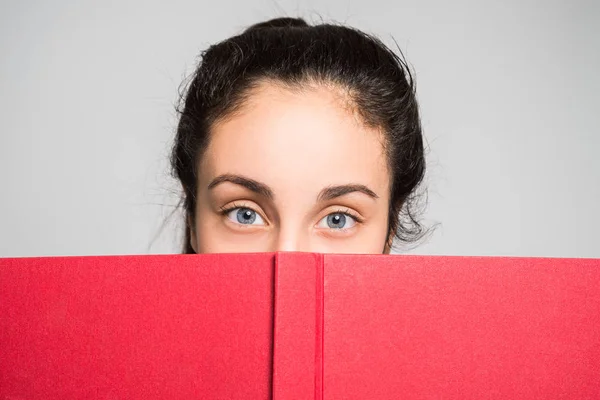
245,17,309,32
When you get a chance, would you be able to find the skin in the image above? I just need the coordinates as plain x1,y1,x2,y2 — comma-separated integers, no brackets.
190,80,392,254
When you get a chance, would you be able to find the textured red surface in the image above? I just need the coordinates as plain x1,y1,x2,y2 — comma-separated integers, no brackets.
322,255,600,399
1,253,599,399
272,252,324,400
0,254,274,399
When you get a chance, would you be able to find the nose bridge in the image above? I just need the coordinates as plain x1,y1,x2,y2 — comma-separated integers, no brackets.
275,222,309,252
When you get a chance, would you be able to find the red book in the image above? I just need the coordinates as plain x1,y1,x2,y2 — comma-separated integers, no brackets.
1,253,599,399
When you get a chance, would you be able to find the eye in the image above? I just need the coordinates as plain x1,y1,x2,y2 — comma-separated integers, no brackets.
317,212,357,230
226,207,266,226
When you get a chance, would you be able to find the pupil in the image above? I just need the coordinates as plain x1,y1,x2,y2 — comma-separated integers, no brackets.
327,213,346,229
236,208,256,224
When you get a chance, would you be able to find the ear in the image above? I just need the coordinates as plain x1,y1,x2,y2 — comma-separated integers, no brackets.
188,215,198,253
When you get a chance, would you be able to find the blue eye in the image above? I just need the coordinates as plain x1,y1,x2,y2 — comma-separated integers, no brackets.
226,207,265,226
317,212,357,230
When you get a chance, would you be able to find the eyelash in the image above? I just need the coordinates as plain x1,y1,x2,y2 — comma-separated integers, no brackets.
219,203,364,226
330,208,364,225
219,202,254,217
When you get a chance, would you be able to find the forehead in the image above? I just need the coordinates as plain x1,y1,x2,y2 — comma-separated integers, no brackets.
200,82,390,197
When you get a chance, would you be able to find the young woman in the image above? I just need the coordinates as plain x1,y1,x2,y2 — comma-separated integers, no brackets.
171,17,426,254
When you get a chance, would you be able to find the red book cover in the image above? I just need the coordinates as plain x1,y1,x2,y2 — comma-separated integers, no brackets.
272,254,600,399
0,254,275,399
2,253,600,399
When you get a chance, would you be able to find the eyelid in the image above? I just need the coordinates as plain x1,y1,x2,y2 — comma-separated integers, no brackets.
219,201,270,225
313,207,365,235
319,206,365,224
316,212,357,230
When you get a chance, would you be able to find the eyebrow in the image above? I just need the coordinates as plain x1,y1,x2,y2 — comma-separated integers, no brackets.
317,184,379,202
208,174,275,200
207,174,379,202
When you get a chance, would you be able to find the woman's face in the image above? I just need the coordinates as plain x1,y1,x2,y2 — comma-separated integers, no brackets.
190,81,392,254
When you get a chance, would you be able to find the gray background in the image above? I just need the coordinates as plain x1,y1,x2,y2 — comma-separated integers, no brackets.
1,0,598,258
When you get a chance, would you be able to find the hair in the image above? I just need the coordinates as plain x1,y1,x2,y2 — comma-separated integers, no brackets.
171,17,427,254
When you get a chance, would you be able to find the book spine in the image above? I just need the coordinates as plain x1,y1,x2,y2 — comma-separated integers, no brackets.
272,252,324,400
315,253,324,400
